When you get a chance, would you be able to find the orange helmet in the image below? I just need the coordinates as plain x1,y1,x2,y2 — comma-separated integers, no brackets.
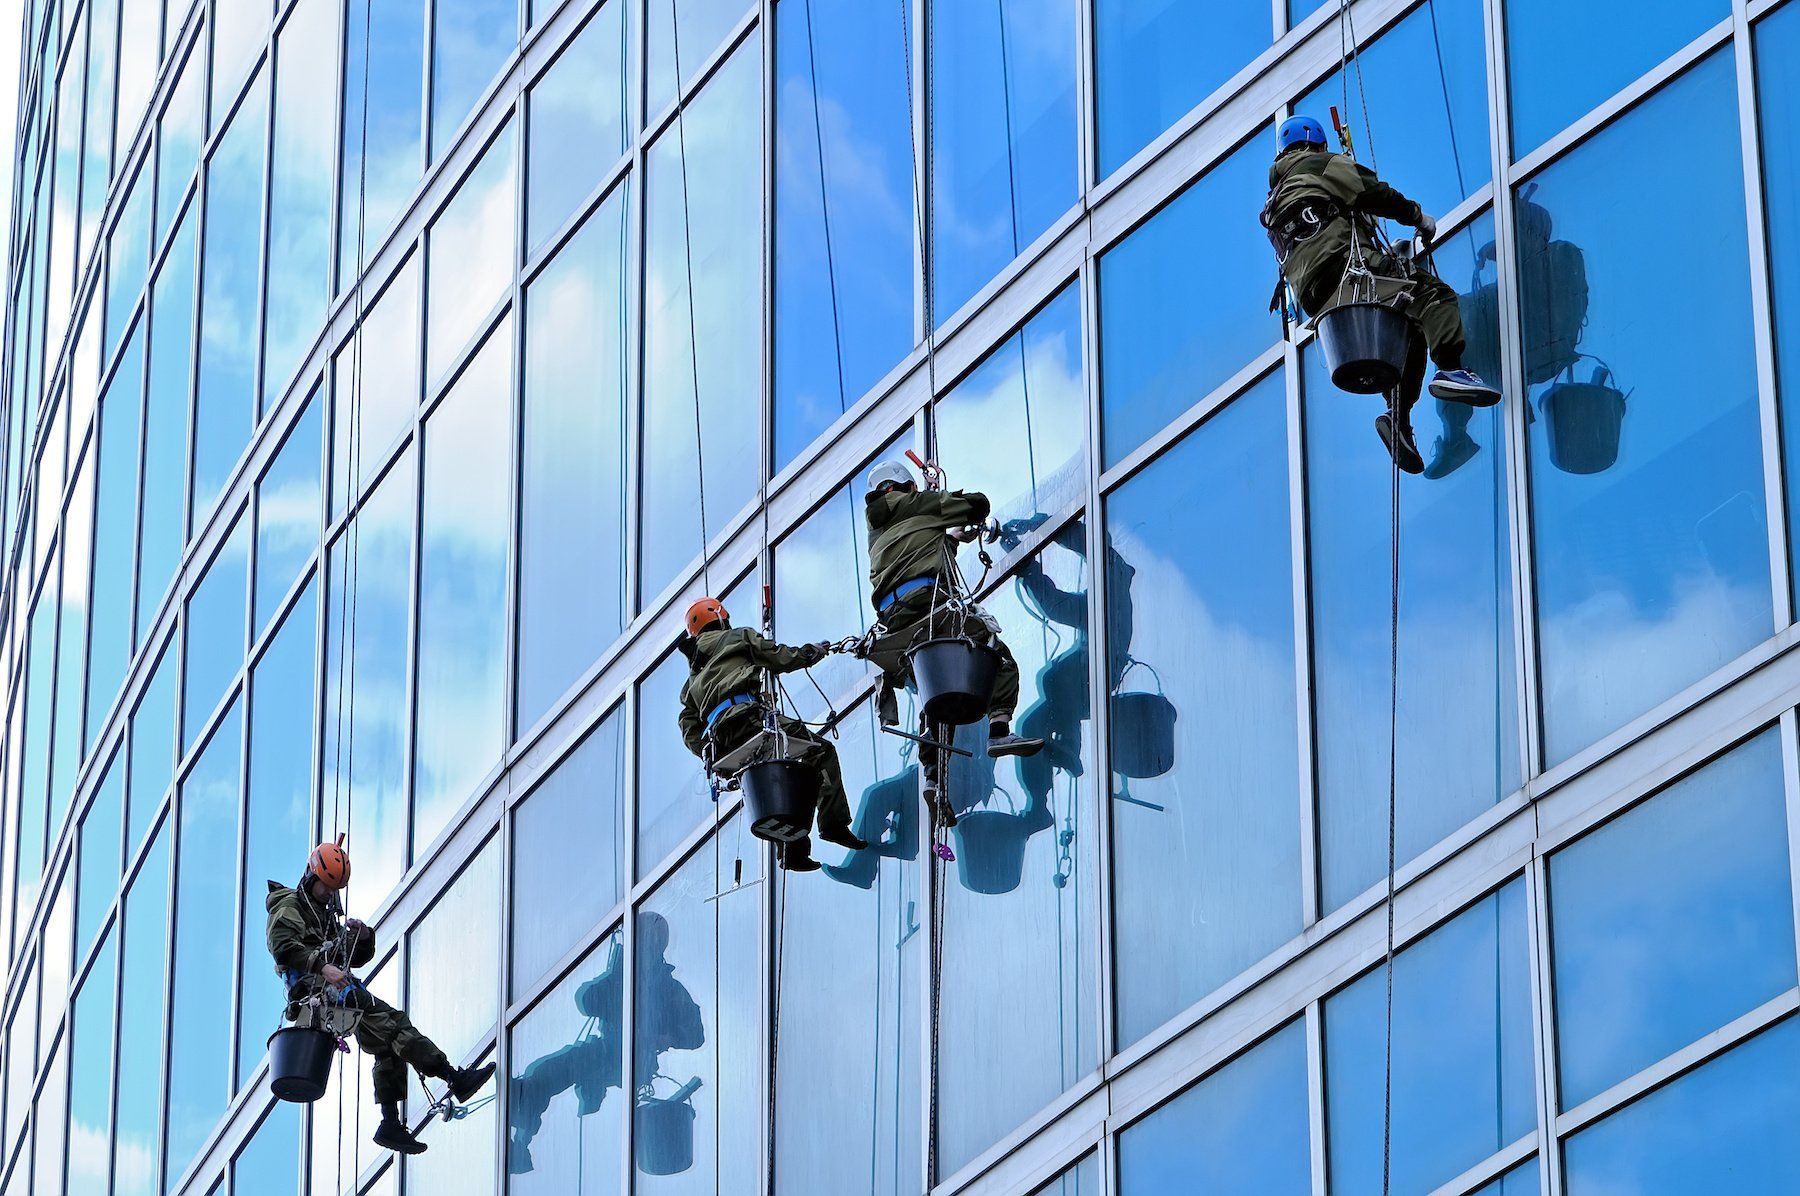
686,597,728,637
308,837,351,890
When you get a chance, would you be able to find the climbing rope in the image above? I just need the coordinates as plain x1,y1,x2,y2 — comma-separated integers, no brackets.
667,0,713,596
1382,448,1401,1196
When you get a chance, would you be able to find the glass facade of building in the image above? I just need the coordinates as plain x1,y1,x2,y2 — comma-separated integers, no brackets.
2,0,1800,1192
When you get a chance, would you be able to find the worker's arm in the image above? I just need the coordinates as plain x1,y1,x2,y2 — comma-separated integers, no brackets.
918,489,993,530
267,895,322,973
744,630,828,676
678,685,707,758
1328,156,1425,226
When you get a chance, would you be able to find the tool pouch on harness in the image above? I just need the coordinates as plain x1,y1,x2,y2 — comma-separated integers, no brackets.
1260,193,1344,267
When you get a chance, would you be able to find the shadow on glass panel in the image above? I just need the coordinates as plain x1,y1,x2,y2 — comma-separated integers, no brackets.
508,914,704,1177
820,757,920,891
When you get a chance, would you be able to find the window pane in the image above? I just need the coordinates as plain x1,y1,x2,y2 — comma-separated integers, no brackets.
635,820,762,1194
1308,217,1519,911
414,324,511,848
773,0,915,469
332,256,421,516
76,753,123,955
647,0,750,114
1032,1155,1101,1196
237,581,318,1085
517,185,631,731
87,324,145,740
165,699,243,1187
308,963,397,1196
211,0,272,119
641,38,761,605
139,208,196,638
1108,372,1302,1047
232,1101,301,1196
79,0,120,261
425,123,516,385
938,524,1101,1175
510,712,626,998
409,837,501,1066
1099,135,1274,467
69,929,118,1195
105,168,151,358
118,0,161,142
31,1041,67,1196
769,700,921,1196
182,509,249,753
1523,54,1769,763
1295,0,1490,223
339,0,426,287
155,43,202,245
128,636,177,851
1756,2,1800,601
263,0,340,407
431,0,519,157
193,70,269,523
525,0,629,252
1326,883,1534,1194
52,452,97,829
635,649,713,877
506,928,626,1191
930,0,1077,323
1473,1158,1541,1195
1095,0,1270,177
254,386,323,637
3,965,38,1159
1118,1021,1310,1195
407,1049,498,1192
114,807,169,1196
1506,0,1725,155
1549,728,1796,1108
1563,1018,1800,1193
322,451,416,910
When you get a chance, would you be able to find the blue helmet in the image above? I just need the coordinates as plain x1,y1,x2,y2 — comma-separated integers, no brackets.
1278,115,1328,153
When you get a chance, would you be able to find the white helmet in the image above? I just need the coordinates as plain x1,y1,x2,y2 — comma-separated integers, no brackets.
867,459,915,495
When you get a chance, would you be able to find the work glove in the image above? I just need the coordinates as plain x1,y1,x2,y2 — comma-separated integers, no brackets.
1413,209,1437,244
809,641,833,657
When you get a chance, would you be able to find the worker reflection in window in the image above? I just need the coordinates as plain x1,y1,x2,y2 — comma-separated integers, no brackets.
507,914,704,1176
821,760,922,890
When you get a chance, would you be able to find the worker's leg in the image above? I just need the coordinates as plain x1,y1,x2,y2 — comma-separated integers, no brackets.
863,609,923,727
1376,331,1429,476
352,991,452,1083
1411,270,1469,370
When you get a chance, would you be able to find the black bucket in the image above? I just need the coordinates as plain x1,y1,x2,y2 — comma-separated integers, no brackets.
1540,376,1625,475
910,639,1001,726
1111,690,1178,779
953,810,1031,895
268,1025,337,1103
635,1096,696,1176
1317,302,1414,395
740,759,816,844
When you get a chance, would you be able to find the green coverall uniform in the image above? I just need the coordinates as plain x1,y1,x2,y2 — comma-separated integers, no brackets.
677,625,855,838
1264,148,1469,374
863,487,1022,728
265,881,452,1106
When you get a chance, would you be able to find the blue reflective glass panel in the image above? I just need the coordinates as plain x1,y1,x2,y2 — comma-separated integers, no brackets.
331,255,421,516
1118,1021,1310,1195
88,325,144,740
76,752,123,955
425,123,516,385
1474,1159,1541,1196
52,453,96,830
510,712,626,997
323,452,416,909
1296,0,1490,224
525,0,629,253
938,525,1101,1175
165,699,243,1188
771,697,921,1195
18,583,56,916
1326,883,1534,1193
155,43,202,246
1507,0,1726,156
1095,0,1271,178
1549,728,1796,1108
69,930,117,1195
105,167,151,358
254,386,323,637
32,1041,67,1196
507,929,626,1192
1522,54,1769,764
117,0,159,141
80,0,120,259
647,0,750,114
231,1101,301,1196
263,0,339,408
518,186,631,732
127,636,177,851
409,838,502,1066
641,38,761,606
1756,3,1800,601
1563,1018,1800,1193
1099,135,1275,467
181,509,249,753
237,581,318,1085
193,71,269,524
1108,372,1302,1047
1289,0,1329,24
1032,1155,1101,1196
139,208,196,639
930,0,1077,323
410,1049,499,1190
431,0,519,158
415,322,512,849
3,966,39,1159
1307,218,1519,911
211,0,271,118
339,0,426,287
773,0,915,469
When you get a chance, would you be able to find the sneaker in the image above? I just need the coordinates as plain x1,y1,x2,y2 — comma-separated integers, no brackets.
1375,412,1425,476
779,843,822,872
1422,431,1481,480
374,1118,429,1156
987,733,1045,759
818,824,870,851
447,1062,498,1102
1427,368,1501,407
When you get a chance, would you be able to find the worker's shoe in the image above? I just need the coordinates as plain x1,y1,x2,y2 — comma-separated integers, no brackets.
447,1062,498,1102
1422,431,1480,480
374,1116,428,1156
924,785,958,828
987,723,1044,759
779,841,821,872
1427,368,1501,407
818,824,870,851
1375,412,1425,476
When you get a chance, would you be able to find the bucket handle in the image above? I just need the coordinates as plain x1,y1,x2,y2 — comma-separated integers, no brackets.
1114,656,1166,698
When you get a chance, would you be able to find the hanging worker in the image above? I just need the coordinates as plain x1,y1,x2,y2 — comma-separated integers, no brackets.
861,460,1045,779
266,841,496,1156
677,597,868,872
1262,114,1502,473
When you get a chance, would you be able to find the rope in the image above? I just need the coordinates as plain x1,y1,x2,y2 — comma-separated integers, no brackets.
767,863,789,1193
801,0,850,421
667,0,712,594
1423,0,1467,200
1381,430,1402,1196
897,0,939,461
